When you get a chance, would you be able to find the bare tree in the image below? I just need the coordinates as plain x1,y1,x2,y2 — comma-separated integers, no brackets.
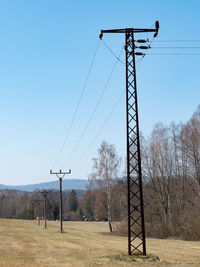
142,123,174,225
89,141,121,232
184,106,200,196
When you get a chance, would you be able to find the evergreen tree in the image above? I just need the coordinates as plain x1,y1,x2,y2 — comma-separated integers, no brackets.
21,207,33,219
52,203,59,220
68,190,78,212
84,199,93,218
78,207,83,218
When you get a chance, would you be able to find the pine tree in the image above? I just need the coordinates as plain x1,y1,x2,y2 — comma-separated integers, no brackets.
52,203,59,220
21,207,33,219
68,190,78,212
84,199,93,218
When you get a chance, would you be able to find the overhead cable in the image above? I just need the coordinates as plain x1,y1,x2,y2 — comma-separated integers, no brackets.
147,53,200,55
154,40,200,42
70,42,152,168
72,89,125,168
51,39,100,169
151,46,200,49
62,47,124,168
102,39,125,64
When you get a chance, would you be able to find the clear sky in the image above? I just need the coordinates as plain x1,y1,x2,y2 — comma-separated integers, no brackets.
0,0,200,185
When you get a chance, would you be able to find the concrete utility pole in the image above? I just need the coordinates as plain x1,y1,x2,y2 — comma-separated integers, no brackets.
99,21,159,256
34,200,42,226
40,190,50,229
32,201,35,220
50,169,71,232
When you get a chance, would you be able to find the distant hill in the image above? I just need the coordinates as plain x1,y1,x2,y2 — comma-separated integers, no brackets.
0,179,89,192
0,188,85,198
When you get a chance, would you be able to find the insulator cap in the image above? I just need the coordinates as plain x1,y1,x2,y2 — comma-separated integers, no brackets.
135,39,149,43
135,45,150,49
99,32,103,40
155,20,159,30
154,20,159,38
135,52,145,56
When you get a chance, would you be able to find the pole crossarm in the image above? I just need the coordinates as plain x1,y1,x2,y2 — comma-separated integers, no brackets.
99,21,159,256
40,190,50,195
99,22,159,40
50,169,71,176
100,28,157,34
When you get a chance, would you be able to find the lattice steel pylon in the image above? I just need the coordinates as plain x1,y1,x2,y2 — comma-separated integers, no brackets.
99,22,159,255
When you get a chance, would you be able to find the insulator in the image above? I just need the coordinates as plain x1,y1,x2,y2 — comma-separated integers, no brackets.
135,45,150,49
154,20,159,38
155,20,159,30
99,32,103,40
154,31,158,38
135,39,149,43
135,52,145,56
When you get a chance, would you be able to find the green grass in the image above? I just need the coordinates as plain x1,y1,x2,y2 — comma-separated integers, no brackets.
0,219,200,266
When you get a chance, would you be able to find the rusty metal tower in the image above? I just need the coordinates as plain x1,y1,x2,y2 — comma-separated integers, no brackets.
99,22,159,255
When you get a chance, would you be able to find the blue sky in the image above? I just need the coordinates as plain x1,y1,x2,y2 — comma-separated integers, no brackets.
0,0,200,185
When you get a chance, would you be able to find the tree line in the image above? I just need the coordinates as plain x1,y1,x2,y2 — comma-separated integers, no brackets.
0,105,200,240
142,105,200,240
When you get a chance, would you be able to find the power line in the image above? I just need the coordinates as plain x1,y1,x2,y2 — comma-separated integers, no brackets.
154,40,200,42
71,52,147,168
51,39,100,169
145,22,155,40
102,39,125,64
134,24,159,65
134,35,155,66
151,46,200,49
71,53,146,168
62,47,124,168
147,53,200,55
72,89,125,168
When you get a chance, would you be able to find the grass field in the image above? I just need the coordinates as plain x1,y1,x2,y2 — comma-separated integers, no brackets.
0,219,200,266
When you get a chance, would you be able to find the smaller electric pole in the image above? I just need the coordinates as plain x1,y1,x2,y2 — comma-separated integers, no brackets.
34,200,41,226
32,201,35,220
50,169,71,232
40,190,50,229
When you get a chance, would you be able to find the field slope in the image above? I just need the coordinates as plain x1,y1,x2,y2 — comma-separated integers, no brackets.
0,219,200,266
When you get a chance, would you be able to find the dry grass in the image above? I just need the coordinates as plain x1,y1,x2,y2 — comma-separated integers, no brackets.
0,219,200,266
